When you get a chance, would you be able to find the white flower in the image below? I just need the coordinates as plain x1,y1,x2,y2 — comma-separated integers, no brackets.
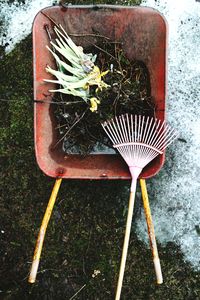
92,269,101,278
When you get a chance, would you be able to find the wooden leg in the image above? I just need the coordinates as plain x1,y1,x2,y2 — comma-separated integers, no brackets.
140,179,163,284
28,178,62,283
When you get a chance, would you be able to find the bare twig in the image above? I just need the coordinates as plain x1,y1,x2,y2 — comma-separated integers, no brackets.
70,33,110,40
44,24,53,41
53,109,88,148
113,83,122,116
69,284,86,300
85,125,99,141
115,45,124,74
41,11,59,27
85,39,117,61
42,11,110,41
34,99,83,105
0,98,20,102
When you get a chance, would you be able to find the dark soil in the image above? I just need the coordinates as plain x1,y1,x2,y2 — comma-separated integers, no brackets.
52,37,155,154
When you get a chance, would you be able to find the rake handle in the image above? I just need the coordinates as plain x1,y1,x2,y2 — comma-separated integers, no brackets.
28,178,62,284
140,179,163,284
115,178,137,300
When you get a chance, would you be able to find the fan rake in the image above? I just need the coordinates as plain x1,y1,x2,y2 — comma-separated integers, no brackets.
102,113,177,300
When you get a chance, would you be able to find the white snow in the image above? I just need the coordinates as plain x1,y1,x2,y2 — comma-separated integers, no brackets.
0,0,200,269
137,0,200,269
0,0,56,52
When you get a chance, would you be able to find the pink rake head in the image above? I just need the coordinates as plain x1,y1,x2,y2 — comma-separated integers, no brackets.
102,114,178,300
102,113,178,186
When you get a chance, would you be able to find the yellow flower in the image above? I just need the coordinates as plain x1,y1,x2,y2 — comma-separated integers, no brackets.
90,97,100,112
88,66,109,90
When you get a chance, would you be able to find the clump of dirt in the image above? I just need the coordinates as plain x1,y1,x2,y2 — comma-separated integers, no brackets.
52,36,155,155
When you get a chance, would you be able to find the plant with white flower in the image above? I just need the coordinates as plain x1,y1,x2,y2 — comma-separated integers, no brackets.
44,24,109,112
92,269,101,278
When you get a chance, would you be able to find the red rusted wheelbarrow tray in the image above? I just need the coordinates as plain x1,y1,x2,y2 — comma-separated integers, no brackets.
33,4,167,179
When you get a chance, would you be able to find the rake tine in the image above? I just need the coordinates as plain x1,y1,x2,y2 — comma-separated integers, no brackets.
140,179,163,284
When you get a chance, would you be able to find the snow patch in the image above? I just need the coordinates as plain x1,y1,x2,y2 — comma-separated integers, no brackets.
0,0,55,52
137,0,200,270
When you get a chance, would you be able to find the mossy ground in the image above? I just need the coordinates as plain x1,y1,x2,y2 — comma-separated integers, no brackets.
0,1,200,299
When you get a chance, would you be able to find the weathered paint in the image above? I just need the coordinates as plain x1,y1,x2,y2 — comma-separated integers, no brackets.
33,5,167,179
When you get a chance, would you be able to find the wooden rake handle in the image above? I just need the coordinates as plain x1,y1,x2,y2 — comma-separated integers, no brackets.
140,179,163,284
115,178,137,300
28,178,62,284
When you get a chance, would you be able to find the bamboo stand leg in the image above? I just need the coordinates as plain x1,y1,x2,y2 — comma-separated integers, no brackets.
28,178,62,283
140,179,163,284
